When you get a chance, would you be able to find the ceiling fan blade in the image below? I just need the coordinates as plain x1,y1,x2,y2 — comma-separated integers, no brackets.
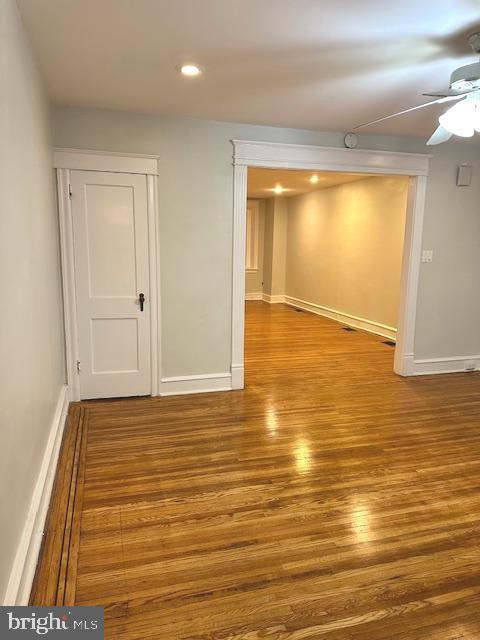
423,88,476,97
426,125,453,145
353,95,463,131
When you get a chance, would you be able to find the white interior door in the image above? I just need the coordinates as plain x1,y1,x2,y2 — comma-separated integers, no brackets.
71,170,151,399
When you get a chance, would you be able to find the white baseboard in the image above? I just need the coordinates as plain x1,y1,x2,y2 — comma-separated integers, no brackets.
402,354,480,376
231,364,244,390
262,293,285,304
245,292,263,301
281,295,397,340
159,373,232,396
4,384,69,605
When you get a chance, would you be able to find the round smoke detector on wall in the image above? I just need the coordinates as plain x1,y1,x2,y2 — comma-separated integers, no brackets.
344,133,358,149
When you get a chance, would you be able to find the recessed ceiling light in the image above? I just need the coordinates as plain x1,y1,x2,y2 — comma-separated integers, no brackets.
179,64,202,77
273,185,284,194
310,175,319,184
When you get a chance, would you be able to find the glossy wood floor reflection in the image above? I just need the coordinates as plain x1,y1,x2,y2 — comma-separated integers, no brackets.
36,302,480,638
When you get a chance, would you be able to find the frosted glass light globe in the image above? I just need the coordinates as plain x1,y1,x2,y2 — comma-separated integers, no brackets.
473,98,480,132
439,99,475,137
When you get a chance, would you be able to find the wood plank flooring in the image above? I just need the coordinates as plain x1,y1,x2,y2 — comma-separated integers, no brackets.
32,302,480,639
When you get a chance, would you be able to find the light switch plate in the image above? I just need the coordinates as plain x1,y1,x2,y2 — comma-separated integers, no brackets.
422,250,433,263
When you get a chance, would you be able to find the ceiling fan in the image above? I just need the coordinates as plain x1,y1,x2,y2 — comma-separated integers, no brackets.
354,32,480,145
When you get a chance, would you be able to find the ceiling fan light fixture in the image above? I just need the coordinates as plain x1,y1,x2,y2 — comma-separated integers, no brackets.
473,99,480,133
439,98,475,137
354,33,480,145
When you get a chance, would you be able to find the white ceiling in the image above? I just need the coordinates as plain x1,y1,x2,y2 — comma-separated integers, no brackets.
248,169,371,198
17,0,480,137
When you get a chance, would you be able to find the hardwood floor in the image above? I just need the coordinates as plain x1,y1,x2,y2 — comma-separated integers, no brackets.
32,302,480,639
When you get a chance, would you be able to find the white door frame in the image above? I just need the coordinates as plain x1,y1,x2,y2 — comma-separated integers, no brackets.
53,148,161,401
231,140,432,389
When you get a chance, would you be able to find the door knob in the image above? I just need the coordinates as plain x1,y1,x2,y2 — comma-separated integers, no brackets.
139,292,145,312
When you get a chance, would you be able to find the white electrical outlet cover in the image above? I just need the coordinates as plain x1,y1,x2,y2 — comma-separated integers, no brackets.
422,250,433,263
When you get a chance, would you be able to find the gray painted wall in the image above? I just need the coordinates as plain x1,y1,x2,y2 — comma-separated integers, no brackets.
0,0,65,600
51,106,480,374
285,176,409,329
263,197,288,298
245,199,265,295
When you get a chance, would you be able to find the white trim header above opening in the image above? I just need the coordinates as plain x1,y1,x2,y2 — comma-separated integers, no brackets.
232,139,431,176
53,148,159,176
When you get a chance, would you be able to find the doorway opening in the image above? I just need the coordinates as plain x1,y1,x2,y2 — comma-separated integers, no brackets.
244,167,409,381
231,139,431,389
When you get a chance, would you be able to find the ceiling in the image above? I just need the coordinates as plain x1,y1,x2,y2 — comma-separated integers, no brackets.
17,0,480,137
248,169,372,198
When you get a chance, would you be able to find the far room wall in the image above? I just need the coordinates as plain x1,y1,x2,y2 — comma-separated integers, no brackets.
245,199,265,296
263,197,288,298
285,176,409,332
254,175,409,335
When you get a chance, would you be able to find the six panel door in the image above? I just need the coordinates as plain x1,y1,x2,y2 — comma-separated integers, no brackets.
70,170,151,399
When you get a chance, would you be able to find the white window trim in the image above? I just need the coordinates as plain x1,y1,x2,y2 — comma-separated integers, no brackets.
245,200,260,272
231,139,431,390
54,148,161,401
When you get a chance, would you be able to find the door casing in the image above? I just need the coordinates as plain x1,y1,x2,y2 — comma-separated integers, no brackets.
54,149,160,402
